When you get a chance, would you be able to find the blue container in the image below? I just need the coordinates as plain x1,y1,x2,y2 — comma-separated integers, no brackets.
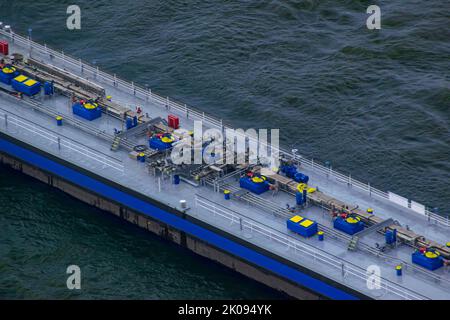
412,251,443,271
296,191,305,205
385,229,397,245
224,190,231,200
294,172,309,184
287,216,318,238
173,174,180,185
56,116,63,126
0,65,18,85
44,81,54,95
149,136,173,150
72,102,102,121
280,165,309,183
239,176,269,195
281,165,297,178
11,75,41,96
334,216,364,235
126,117,133,130
133,116,138,127
396,265,402,276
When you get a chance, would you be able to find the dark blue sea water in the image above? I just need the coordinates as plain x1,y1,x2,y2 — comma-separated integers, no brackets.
0,0,449,298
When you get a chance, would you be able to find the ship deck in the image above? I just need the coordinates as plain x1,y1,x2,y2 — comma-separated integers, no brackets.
0,30,449,300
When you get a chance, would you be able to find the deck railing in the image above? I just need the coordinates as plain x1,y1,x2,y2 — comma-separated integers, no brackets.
194,194,429,300
0,107,124,173
1,29,448,227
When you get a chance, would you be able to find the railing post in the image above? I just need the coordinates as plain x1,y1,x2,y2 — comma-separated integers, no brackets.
4,114,7,127
341,263,345,277
57,137,61,150
239,218,243,231
368,182,372,197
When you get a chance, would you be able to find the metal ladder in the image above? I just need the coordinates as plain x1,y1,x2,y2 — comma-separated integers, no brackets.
110,136,121,151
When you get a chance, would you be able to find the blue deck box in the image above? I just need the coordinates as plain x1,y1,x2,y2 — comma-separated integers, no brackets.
412,251,443,271
334,216,364,235
149,136,173,150
72,102,102,121
239,176,269,195
11,75,41,96
0,65,19,85
287,215,318,238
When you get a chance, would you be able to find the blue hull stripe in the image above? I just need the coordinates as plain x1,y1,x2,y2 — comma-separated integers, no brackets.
0,137,359,300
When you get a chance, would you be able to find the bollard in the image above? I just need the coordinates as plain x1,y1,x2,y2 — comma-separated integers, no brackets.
318,231,324,241
396,265,402,276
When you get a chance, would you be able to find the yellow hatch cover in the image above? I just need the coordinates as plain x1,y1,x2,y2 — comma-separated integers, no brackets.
14,75,28,82
300,219,314,228
289,215,303,223
24,79,37,87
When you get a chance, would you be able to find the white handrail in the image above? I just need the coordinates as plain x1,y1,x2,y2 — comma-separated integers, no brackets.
1,29,447,227
194,195,428,300
0,110,124,172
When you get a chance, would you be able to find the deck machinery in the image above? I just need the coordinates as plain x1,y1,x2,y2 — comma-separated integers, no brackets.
0,27,449,300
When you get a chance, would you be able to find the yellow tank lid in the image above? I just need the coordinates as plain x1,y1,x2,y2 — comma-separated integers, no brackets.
395,265,402,270
346,216,361,224
161,136,174,143
252,176,266,183
83,102,98,110
2,66,16,74
367,208,374,213
317,231,324,235
55,116,63,120
425,251,439,259
224,189,231,194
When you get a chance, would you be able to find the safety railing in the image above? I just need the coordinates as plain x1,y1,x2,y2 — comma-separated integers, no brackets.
1,29,447,227
0,108,124,173
194,194,429,300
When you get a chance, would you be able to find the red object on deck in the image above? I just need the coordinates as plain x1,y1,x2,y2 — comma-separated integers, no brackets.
0,41,8,56
168,114,179,129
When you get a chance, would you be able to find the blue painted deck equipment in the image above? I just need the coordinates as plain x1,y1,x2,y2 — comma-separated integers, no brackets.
287,215,318,238
72,101,102,121
11,74,41,96
412,250,443,271
0,65,18,84
333,216,364,235
239,175,270,195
